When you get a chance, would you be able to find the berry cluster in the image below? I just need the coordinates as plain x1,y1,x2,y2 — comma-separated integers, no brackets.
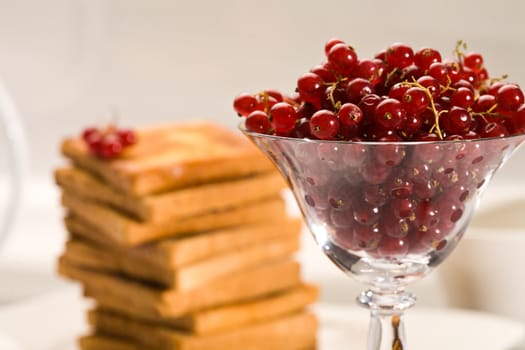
82,125,137,159
234,40,525,141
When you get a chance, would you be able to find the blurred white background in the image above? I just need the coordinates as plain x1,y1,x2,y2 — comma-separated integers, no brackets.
0,0,524,182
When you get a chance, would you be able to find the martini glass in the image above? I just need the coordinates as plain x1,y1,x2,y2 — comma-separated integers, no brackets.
240,121,525,349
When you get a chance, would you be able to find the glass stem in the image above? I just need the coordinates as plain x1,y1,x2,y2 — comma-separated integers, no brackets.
358,288,416,350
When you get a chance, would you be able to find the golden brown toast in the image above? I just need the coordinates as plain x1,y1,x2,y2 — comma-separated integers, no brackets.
61,122,277,196
61,233,301,289
83,309,317,350
58,257,302,318
94,284,319,334
61,191,287,246
55,167,286,222
64,215,303,268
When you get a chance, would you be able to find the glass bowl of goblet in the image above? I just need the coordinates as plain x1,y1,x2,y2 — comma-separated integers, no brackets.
240,121,525,350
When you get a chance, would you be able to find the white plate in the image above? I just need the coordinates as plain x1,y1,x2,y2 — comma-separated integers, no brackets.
0,284,523,350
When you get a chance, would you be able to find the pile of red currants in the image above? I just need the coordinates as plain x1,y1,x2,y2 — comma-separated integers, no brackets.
234,39,525,141
82,125,137,159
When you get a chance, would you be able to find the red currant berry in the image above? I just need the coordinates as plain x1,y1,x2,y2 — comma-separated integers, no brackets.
450,87,475,109
264,89,283,102
441,106,474,135
327,43,358,76
354,59,385,86
476,67,489,84
270,102,298,133
472,94,497,113
324,38,345,57
385,43,414,69
463,52,484,72
245,110,272,134
388,82,411,101
346,78,373,103
233,93,260,117
480,122,509,138
486,82,505,96
309,109,340,140
402,64,423,81
310,63,337,83
82,127,99,142
445,61,462,84
359,94,383,117
117,129,137,147
98,134,123,159
338,103,364,129
297,72,324,106
373,98,407,130
496,84,525,111
428,62,449,86
414,48,442,71
417,75,440,99
290,118,312,138
402,87,430,115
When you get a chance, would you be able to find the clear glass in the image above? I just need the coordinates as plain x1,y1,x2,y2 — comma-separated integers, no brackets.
240,122,525,349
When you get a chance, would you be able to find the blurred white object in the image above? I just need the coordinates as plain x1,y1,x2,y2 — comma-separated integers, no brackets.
0,82,27,250
439,189,525,323
0,81,26,350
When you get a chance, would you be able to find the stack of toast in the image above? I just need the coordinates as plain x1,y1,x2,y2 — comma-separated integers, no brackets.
55,122,319,350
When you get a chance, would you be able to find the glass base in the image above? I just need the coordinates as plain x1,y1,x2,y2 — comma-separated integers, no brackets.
358,289,415,350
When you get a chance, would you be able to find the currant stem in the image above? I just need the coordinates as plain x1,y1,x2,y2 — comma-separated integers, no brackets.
407,79,445,140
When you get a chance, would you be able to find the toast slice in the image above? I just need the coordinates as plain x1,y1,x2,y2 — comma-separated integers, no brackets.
55,167,286,222
64,215,303,268
83,309,317,350
94,284,319,334
58,257,302,318
61,233,300,289
61,192,287,246
61,122,276,196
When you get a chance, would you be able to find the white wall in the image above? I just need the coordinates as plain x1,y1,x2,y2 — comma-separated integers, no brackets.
1,0,525,183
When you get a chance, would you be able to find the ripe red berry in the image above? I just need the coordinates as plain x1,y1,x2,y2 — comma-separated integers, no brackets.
327,43,358,76
373,98,407,131
450,87,475,109
233,93,259,117
385,43,414,69
309,109,340,140
270,102,298,133
402,87,430,115
338,103,364,130
81,124,136,159
463,52,484,72
414,48,442,71
246,110,272,134
480,122,509,138
346,78,373,103
496,84,525,111
324,38,345,57
417,76,440,99
98,134,123,159
354,59,385,86
297,72,324,106
441,106,473,135
118,129,137,147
